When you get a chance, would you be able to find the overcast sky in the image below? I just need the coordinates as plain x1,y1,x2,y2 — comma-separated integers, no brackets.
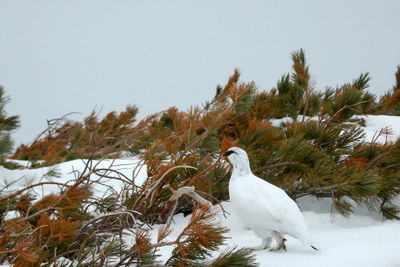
1,0,399,147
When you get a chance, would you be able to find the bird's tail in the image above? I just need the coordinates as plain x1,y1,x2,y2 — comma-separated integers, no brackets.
298,232,319,251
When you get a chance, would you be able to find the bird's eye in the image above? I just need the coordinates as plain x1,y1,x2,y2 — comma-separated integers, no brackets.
223,150,236,157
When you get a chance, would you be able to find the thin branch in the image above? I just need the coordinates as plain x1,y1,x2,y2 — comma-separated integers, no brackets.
317,101,369,145
296,181,349,198
30,112,80,144
366,152,389,170
134,165,198,209
196,190,230,218
78,211,141,238
93,169,136,186
308,181,349,193
254,161,298,172
24,207,55,221
0,182,70,202
382,163,400,171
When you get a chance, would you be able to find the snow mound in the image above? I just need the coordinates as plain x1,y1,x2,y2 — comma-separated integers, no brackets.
356,115,400,143
0,158,147,198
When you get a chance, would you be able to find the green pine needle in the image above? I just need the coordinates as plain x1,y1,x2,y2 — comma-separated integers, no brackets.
203,247,259,267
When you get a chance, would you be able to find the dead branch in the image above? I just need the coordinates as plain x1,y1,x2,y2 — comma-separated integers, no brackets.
133,165,198,210
0,182,70,202
31,112,80,144
159,185,212,225
93,169,136,186
165,185,212,207
196,190,230,218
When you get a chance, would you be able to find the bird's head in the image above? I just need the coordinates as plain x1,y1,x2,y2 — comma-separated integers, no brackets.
222,147,251,173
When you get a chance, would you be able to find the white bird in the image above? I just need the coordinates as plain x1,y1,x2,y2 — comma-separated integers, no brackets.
223,147,318,251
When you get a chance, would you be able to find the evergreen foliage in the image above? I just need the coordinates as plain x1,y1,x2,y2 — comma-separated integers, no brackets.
10,51,400,221
13,106,138,164
377,66,400,115
205,247,258,267
0,86,19,166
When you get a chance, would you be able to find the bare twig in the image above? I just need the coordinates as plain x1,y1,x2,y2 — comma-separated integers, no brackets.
93,169,136,186
134,165,198,209
160,185,212,225
30,112,80,145
196,190,230,218
0,182,70,202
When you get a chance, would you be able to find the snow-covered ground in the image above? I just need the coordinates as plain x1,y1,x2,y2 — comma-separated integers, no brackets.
147,201,400,267
2,115,400,266
356,115,400,143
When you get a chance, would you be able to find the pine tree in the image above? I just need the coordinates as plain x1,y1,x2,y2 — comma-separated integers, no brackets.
13,105,138,164
0,86,19,166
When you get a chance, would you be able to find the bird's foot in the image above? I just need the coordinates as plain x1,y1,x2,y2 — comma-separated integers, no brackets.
269,238,287,252
248,244,270,251
248,237,273,251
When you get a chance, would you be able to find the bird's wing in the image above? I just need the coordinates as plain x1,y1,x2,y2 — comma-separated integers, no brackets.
250,175,299,223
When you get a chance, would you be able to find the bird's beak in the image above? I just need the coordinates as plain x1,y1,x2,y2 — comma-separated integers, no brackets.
222,151,229,157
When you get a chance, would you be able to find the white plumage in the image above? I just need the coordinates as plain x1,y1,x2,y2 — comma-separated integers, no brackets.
223,147,317,251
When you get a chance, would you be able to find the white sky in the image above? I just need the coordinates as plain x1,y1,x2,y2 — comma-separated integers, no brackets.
1,0,399,146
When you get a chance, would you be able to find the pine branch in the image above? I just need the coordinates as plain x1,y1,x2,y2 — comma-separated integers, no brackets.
365,152,389,170
306,181,349,193
325,100,368,125
166,205,228,265
295,182,350,199
382,163,400,171
204,247,259,267
317,100,368,146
